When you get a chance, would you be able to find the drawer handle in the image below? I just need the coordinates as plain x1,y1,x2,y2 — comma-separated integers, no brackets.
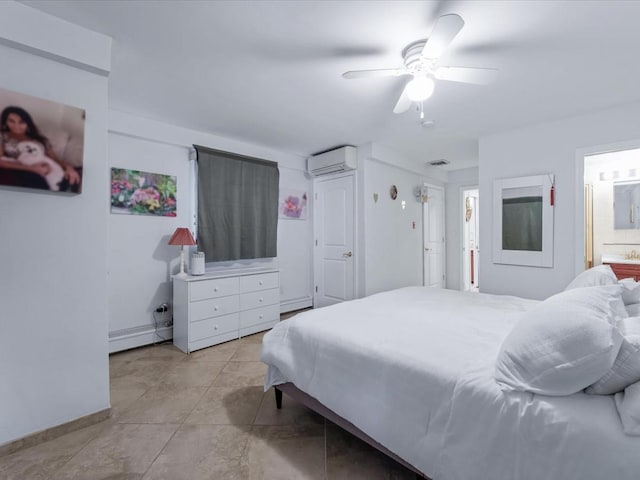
259,281,263,285
213,287,219,292
259,314,264,319
259,297,263,303
214,325,218,330
214,306,219,311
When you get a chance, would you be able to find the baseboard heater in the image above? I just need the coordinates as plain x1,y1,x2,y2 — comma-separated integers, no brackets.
108,325,172,353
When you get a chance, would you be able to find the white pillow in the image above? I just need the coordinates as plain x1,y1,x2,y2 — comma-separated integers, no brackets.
620,316,640,337
565,265,618,290
627,303,640,317
612,294,630,324
588,317,640,395
620,278,640,305
614,380,640,436
586,339,640,394
495,285,623,396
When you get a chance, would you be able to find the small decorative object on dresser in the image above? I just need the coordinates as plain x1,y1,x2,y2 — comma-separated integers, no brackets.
172,268,280,353
191,251,205,275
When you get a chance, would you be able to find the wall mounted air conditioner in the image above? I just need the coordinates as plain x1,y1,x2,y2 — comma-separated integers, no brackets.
307,146,357,176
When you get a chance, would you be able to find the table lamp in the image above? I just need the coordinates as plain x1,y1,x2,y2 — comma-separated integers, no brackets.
168,227,196,277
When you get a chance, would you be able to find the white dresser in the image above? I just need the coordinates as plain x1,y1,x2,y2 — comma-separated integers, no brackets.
172,268,280,353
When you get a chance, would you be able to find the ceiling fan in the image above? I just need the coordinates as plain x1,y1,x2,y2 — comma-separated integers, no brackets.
343,14,498,114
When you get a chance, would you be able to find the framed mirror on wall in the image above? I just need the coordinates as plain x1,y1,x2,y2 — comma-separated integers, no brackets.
613,181,640,230
493,174,555,267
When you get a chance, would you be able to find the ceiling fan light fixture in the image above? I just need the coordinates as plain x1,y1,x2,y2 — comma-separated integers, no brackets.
405,76,435,102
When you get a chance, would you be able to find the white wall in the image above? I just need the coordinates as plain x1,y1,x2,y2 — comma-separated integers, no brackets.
276,167,314,311
445,167,479,290
107,112,313,351
358,143,446,296
107,134,190,346
0,2,111,445
479,101,640,300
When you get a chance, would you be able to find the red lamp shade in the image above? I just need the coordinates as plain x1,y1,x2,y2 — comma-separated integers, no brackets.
168,228,196,246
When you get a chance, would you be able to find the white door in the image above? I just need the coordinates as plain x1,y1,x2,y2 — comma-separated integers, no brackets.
423,184,445,288
314,174,355,308
462,188,480,292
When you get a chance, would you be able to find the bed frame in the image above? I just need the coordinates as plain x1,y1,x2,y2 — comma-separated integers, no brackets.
275,383,430,479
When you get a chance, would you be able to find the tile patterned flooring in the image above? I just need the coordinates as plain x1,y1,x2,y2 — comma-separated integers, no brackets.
0,328,415,479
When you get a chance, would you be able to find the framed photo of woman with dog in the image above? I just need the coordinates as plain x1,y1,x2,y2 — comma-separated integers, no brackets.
0,87,85,194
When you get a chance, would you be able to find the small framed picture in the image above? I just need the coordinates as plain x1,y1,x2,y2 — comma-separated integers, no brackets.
279,189,308,220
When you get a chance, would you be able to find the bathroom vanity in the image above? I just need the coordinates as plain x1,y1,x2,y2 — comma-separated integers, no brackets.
602,255,640,281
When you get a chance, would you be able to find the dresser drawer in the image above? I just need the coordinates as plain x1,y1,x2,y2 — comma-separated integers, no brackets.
190,277,239,301
240,288,279,310
240,304,280,329
190,313,239,342
240,272,279,292
190,295,239,322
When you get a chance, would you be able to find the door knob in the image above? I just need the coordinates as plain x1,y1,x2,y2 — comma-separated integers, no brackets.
343,251,353,257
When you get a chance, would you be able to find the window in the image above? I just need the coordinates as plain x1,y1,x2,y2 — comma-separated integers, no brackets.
493,174,555,267
195,145,279,262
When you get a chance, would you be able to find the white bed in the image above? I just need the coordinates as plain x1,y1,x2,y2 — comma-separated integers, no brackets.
261,287,640,480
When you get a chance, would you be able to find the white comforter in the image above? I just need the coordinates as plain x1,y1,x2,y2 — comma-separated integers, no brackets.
261,287,640,480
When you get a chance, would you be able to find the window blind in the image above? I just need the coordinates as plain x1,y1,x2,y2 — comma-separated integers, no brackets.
195,145,279,262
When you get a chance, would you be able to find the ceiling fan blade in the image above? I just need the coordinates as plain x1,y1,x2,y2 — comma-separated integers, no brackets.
393,83,412,114
342,68,407,79
435,66,498,85
421,14,465,60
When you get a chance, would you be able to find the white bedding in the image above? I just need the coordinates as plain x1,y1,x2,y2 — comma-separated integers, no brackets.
261,287,640,479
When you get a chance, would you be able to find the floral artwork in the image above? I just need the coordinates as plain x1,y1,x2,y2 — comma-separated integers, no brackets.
279,189,308,220
110,168,177,217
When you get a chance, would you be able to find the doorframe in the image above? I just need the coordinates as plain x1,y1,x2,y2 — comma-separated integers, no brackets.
460,184,479,291
575,138,640,278
312,171,358,307
422,182,446,287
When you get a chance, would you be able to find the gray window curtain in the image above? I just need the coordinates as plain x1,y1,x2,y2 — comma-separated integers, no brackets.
195,145,279,262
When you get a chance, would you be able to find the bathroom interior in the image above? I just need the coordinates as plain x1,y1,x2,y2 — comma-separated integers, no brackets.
584,147,640,279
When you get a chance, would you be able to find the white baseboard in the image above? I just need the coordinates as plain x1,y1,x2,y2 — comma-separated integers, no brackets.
109,325,173,353
280,296,312,313
109,297,311,354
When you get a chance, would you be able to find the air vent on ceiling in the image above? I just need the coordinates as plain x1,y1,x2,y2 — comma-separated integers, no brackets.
427,159,450,167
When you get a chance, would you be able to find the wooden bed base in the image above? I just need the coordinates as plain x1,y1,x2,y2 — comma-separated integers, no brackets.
274,383,430,479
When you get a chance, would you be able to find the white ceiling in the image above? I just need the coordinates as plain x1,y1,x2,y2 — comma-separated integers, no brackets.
21,0,640,170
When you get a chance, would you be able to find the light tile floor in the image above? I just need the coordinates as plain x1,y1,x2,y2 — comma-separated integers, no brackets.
0,326,415,479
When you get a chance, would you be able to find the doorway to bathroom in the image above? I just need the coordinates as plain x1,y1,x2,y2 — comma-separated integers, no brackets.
583,147,640,271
